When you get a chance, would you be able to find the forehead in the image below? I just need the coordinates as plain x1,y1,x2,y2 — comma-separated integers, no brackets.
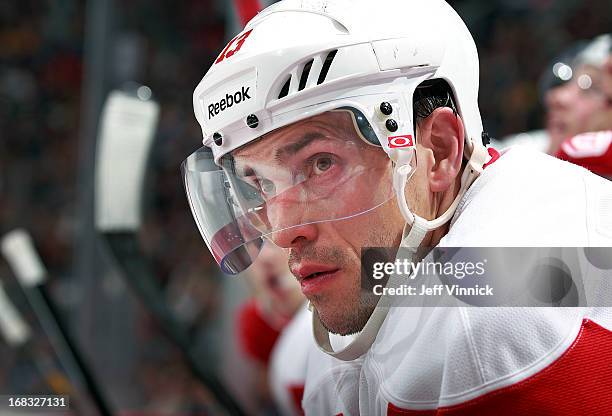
232,111,370,162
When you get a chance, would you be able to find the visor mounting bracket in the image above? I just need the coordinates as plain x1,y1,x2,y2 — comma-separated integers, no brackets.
380,102,393,116
386,119,399,132
213,132,223,146
246,114,259,129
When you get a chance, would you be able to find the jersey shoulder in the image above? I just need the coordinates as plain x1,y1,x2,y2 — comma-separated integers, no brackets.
556,130,612,176
445,146,612,246
366,306,612,415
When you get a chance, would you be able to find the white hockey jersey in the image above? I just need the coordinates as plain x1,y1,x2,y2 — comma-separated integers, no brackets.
272,303,363,415
302,146,612,415
269,304,312,416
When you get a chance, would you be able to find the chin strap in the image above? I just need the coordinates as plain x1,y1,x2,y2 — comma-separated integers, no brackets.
312,140,490,361
311,300,390,361
400,140,489,248
310,224,420,360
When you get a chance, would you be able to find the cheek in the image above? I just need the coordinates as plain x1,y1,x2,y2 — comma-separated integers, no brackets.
405,166,430,217
333,200,405,250
265,197,306,230
575,99,607,125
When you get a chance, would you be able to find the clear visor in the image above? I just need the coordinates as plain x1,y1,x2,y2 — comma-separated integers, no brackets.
183,108,415,274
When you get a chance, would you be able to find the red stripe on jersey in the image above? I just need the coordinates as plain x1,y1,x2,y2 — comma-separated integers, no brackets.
556,131,612,176
288,384,305,415
482,147,500,170
236,300,281,365
388,319,612,415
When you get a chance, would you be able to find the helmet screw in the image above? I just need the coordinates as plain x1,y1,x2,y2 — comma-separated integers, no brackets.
246,114,259,129
386,119,398,132
380,102,393,116
481,131,491,146
213,132,223,146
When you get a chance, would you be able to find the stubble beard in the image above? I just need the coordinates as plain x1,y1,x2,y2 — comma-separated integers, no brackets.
289,224,399,336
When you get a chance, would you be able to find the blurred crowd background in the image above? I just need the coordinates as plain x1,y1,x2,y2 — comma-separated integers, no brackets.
0,0,611,414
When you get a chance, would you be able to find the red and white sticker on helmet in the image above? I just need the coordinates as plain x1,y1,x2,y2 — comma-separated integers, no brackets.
561,131,612,159
388,135,414,149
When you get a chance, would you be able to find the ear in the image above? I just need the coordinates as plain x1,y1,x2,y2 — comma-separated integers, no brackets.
418,107,464,193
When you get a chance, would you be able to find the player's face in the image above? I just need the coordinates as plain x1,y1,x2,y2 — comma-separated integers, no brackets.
546,65,610,153
603,55,612,102
233,112,405,335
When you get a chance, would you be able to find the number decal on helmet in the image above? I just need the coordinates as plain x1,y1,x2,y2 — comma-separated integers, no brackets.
216,29,254,64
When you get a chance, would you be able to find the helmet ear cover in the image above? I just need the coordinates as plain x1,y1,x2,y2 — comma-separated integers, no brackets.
338,79,461,150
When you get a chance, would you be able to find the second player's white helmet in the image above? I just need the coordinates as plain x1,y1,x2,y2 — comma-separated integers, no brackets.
184,0,489,274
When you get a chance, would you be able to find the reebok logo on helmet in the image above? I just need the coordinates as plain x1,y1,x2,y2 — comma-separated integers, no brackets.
208,87,252,119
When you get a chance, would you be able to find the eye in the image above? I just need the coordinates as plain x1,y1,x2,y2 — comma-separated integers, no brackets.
259,177,276,195
313,156,333,175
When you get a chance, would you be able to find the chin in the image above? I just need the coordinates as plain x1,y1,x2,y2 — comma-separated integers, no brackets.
320,315,357,336
314,299,371,336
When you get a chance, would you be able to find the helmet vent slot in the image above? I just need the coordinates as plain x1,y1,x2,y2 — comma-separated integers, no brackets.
278,75,292,99
274,49,338,101
299,59,314,91
317,49,338,85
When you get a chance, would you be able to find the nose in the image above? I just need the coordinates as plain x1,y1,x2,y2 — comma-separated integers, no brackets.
264,184,320,248
269,223,318,249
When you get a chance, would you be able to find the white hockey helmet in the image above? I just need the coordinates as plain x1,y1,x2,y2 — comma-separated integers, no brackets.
184,0,489,274
575,34,611,69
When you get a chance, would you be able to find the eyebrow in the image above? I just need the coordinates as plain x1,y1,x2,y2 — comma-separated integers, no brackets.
273,132,327,164
234,132,328,177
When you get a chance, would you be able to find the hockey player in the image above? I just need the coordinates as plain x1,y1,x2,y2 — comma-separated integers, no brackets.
497,34,612,154
556,130,612,180
606,48,612,98
268,303,314,416
556,38,612,179
546,34,612,155
183,0,612,414
235,241,304,412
